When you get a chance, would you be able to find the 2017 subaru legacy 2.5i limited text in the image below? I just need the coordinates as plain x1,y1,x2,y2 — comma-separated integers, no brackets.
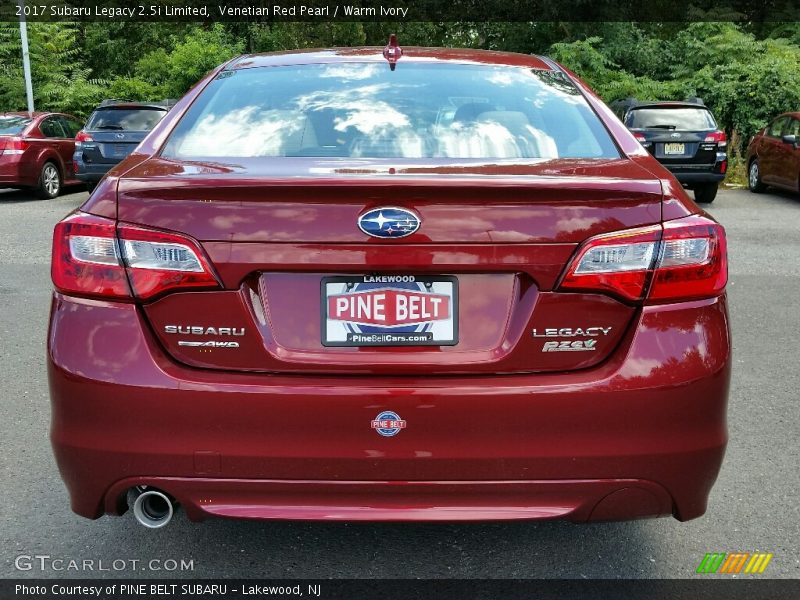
48,43,730,528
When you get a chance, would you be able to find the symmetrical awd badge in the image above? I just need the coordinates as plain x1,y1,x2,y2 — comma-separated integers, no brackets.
358,207,420,239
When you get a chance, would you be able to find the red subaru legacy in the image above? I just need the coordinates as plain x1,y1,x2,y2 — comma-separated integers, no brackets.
48,45,730,528
1,112,84,198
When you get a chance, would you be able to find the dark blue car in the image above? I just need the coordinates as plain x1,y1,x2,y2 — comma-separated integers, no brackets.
74,100,170,190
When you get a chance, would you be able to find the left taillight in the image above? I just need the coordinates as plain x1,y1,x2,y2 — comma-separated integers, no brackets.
74,130,93,148
52,212,219,301
52,213,130,299
1,137,29,155
558,215,727,303
117,223,219,300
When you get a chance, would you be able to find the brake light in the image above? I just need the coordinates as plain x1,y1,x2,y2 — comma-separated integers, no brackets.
649,215,727,302
52,212,219,301
52,213,130,299
1,137,29,155
560,226,660,301
704,130,727,148
633,133,649,145
74,131,93,148
559,215,727,303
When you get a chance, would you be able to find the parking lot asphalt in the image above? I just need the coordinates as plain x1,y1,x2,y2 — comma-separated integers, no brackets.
0,186,798,579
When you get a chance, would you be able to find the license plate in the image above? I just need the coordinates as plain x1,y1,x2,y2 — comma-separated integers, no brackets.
663,142,685,155
113,144,127,156
322,275,458,347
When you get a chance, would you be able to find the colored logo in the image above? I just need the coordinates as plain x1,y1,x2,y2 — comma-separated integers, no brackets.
696,552,773,574
371,411,406,437
358,207,420,239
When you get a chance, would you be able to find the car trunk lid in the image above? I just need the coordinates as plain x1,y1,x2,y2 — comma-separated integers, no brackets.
82,130,150,164
638,129,719,164
119,157,661,375
80,106,167,164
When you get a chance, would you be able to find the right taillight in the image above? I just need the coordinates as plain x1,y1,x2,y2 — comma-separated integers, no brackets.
648,215,727,302
704,130,727,148
559,215,727,303
52,211,219,301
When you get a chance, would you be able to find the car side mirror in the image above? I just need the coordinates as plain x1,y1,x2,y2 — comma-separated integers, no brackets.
781,134,797,146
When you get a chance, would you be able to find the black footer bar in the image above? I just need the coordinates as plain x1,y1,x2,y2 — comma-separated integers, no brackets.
4,579,800,600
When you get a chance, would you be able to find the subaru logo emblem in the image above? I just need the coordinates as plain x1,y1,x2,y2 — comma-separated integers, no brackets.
358,207,420,239
115,133,125,139
670,133,680,138
371,411,406,437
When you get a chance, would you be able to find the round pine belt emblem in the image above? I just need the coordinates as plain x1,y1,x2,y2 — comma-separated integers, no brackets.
371,411,407,437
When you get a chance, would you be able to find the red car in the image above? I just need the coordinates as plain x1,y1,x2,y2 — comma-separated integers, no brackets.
0,112,84,198
48,45,730,528
746,112,800,193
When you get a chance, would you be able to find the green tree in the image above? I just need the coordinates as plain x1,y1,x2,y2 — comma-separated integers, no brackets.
0,22,25,110
0,22,107,117
134,24,244,98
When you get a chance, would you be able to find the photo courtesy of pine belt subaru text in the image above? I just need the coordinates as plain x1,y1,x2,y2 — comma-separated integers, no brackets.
48,40,731,528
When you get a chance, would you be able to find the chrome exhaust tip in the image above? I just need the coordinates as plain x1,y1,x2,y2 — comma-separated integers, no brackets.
132,489,174,529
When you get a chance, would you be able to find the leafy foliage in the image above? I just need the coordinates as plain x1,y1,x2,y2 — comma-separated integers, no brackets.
549,22,800,158
134,24,245,98
1,20,799,163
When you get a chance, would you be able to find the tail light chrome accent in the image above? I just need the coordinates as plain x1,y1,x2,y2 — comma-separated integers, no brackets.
52,212,219,301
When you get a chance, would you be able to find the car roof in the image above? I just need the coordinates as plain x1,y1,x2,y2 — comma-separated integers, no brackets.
0,111,66,119
629,102,711,110
228,47,554,71
94,103,169,111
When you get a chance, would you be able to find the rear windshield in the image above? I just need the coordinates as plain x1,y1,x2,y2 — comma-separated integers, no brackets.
626,107,716,131
86,107,166,132
0,116,32,135
162,63,620,160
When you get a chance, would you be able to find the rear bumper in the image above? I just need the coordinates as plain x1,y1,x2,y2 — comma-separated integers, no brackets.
104,477,674,522
664,160,727,184
73,161,111,182
672,172,726,184
0,154,26,185
48,293,731,523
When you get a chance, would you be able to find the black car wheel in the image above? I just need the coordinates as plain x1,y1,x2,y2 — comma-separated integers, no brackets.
36,162,61,199
748,160,767,193
85,182,97,193
694,182,718,204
